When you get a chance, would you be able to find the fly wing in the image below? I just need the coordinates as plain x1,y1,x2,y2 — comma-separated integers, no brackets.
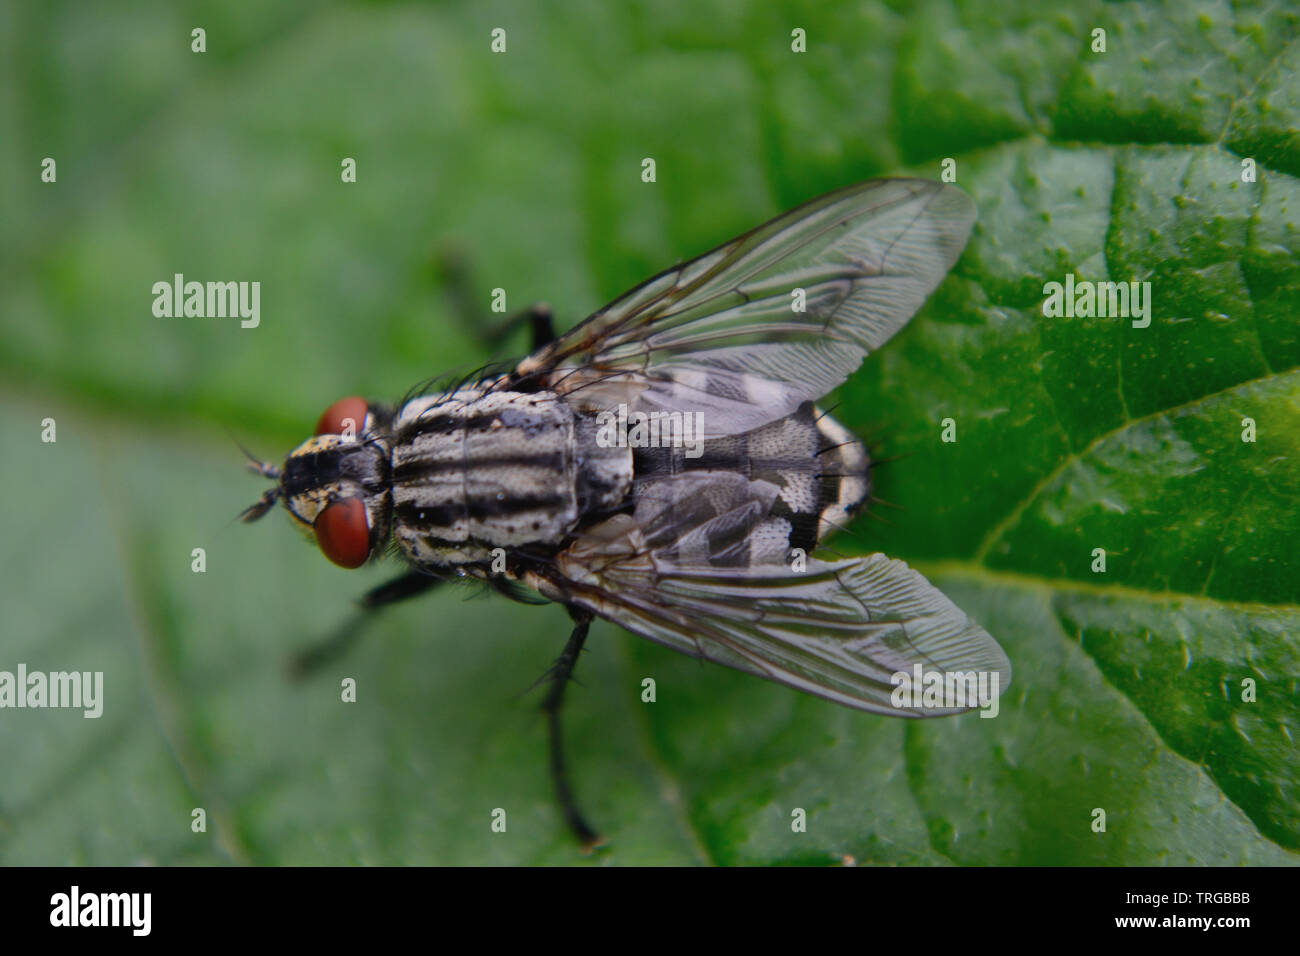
519,179,976,438
545,473,1010,716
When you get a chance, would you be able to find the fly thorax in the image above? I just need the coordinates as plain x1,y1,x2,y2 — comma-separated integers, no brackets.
389,388,632,568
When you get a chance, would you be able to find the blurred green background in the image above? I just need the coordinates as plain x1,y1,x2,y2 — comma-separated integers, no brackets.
2,0,1298,865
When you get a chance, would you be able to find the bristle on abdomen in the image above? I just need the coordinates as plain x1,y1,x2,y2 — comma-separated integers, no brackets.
813,409,870,542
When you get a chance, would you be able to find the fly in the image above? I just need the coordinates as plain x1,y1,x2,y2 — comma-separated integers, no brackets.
241,178,1011,850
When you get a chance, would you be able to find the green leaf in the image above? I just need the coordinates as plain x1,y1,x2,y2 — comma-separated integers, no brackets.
1,0,1296,864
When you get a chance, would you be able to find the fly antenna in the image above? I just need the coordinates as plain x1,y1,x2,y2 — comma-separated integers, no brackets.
238,489,282,523
230,431,281,480
230,431,282,521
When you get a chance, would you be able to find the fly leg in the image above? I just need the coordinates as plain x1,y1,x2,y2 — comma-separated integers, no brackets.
287,571,445,678
477,302,555,354
531,304,556,350
541,607,604,851
435,247,555,352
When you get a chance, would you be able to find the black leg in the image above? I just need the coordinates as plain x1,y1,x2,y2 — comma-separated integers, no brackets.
481,302,555,354
435,247,555,353
524,304,556,351
485,574,550,606
286,571,445,678
541,607,604,850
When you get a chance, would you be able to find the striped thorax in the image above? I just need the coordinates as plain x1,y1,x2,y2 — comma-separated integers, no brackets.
389,385,632,567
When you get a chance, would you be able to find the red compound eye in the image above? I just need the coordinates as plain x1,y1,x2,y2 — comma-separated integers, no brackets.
314,396,368,437
313,497,371,569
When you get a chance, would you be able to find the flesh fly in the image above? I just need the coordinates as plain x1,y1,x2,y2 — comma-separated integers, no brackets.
242,179,1010,848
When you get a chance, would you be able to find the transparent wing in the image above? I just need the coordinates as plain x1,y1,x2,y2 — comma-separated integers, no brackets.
519,178,976,438
546,473,1010,716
